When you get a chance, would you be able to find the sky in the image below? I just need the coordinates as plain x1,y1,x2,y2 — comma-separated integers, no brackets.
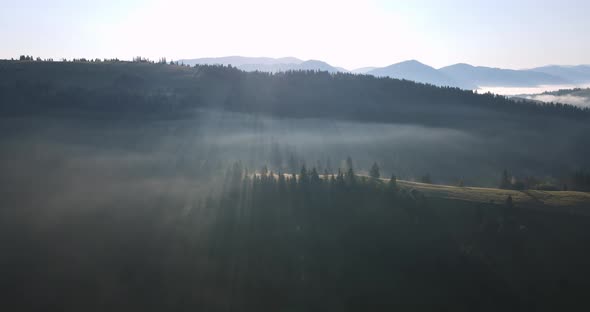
1,0,589,70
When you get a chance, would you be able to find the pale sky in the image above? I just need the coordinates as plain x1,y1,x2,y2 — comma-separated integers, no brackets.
1,0,589,70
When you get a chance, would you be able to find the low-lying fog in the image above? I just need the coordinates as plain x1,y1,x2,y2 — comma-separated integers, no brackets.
1,109,588,227
523,94,590,108
477,83,590,96
1,109,585,198
478,84,590,108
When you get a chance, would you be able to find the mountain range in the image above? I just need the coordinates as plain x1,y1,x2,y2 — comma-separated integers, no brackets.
180,56,342,73
178,56,590,90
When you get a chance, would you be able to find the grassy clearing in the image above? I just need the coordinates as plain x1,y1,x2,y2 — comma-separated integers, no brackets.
394,179,590,214
254,172,590,214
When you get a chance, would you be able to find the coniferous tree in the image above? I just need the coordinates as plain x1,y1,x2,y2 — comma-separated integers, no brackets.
261,165,269,176
299,165,309,185
288,155,298,173
500,169,511,189
370,162,380,180
310,168,321,185
346,167,356,185
388,174,397,189
278,172,286,191
337,169,345,186
345,156,354,172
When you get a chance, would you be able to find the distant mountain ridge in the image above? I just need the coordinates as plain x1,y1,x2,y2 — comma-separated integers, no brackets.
365,60,469,89
529,65,590,84
439,63,570,88
179,57,340,73
177,56,590,89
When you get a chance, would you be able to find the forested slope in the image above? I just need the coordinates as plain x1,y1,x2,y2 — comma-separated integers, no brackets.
1,60,587,128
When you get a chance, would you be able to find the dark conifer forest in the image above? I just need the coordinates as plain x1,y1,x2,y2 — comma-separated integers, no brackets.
3,162,590,311
1,59,590,311
2,60,588,123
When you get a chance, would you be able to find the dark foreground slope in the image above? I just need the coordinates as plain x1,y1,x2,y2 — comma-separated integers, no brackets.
2,167,590,311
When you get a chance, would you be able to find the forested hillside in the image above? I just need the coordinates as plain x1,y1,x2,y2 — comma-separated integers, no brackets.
1,60,587,126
